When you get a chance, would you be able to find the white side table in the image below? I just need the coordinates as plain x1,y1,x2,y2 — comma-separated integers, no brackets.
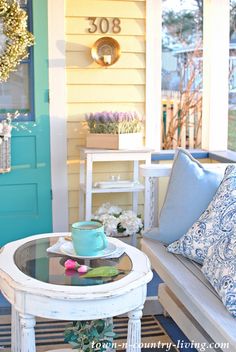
79,148,152,222
0,233,153,352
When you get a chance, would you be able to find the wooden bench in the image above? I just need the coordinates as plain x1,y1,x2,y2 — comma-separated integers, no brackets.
140,163,236,352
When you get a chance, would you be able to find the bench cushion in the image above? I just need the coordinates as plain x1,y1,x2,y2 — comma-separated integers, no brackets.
141,237,236,350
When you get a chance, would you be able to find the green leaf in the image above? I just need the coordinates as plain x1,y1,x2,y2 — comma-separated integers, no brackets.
104,331,116,338
95,319,105,333
71,335,79,342
91,328,99,337
64,331,74,343
81,266,121,278
69,341,79,348
117,223,126,233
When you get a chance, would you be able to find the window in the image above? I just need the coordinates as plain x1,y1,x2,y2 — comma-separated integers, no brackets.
0,0,34,121
161,0,203,150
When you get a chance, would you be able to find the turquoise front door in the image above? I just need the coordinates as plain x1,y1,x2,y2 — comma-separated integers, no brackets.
0,0,52,246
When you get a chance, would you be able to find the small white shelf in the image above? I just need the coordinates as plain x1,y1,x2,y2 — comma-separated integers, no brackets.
79,148,152,223
94,180,138,189
80,184,145,194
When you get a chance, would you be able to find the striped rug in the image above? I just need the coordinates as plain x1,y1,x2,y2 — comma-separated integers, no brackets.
0,315,178,351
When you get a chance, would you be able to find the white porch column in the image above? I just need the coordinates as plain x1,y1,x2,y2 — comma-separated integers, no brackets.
48,0,69,231
146,0,162,150
202,0,229,151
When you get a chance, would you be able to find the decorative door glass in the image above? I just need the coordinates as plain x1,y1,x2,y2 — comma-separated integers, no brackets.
0,0,33,121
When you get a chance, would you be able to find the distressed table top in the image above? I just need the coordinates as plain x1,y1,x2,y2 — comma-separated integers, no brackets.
0,233,153,320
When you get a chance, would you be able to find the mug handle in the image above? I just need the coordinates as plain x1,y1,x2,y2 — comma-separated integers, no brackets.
97,231,108,250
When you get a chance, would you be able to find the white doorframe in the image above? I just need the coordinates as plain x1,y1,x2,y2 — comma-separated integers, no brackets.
48,0,69,231
202,0,229,151
146,0,162,151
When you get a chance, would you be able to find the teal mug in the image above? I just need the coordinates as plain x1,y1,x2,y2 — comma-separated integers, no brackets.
71,221,108,256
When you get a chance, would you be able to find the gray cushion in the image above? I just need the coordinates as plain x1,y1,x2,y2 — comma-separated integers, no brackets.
144,148,222,245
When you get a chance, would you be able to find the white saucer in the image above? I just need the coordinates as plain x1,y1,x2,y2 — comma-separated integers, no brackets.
59,241,118,259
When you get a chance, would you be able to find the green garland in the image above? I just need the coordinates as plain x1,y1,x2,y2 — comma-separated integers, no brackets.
0,0,34,82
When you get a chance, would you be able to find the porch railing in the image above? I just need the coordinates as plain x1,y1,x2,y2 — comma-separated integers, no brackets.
162,90,202,149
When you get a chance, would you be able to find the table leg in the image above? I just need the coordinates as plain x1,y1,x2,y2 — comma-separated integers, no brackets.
20,313,36,352
131,232,137,247
11,306,21,352
126,305,143,352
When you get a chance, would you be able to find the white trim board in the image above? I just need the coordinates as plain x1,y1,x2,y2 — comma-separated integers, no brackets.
48,0,69,231
146,0,162,151
202,0,229,151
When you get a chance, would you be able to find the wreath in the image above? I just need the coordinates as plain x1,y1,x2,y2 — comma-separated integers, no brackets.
0,0,34,82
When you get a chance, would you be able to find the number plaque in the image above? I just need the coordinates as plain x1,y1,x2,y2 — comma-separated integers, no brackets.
87,17,121,34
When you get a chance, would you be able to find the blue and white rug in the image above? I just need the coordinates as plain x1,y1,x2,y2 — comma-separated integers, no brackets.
0,312,197,352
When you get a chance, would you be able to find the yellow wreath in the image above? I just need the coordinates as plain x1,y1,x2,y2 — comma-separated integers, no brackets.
0,0,34,82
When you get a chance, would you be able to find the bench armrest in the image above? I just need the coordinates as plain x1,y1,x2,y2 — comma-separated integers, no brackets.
140,162,231,231
140,164,172,230
140,164,172,178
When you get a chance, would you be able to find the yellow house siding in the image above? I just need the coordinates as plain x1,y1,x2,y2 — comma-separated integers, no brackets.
68,85,145,103
66,69,145,85
66,19,145,36
67,52,145,68
67,103,145,122
66,0,145,18
66,35,145,52
66,0,146,227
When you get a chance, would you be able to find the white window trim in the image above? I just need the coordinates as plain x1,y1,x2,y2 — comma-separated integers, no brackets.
48,0,69,231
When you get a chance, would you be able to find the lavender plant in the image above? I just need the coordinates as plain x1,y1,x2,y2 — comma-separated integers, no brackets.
85,111,143,134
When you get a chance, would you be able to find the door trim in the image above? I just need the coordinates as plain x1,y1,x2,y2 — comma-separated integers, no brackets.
48,0,68,231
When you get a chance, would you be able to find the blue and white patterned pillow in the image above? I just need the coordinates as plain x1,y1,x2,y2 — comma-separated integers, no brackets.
202,235,236,317
167,165,236,264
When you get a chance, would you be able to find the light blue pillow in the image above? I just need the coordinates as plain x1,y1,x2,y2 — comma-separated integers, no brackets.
168,165,236,264
202,234,236,317
144,148,222,245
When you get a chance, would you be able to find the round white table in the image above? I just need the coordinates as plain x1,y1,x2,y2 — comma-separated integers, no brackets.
0,233,152,352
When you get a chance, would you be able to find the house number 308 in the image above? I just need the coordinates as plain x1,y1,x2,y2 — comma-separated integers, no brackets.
87,17,121,34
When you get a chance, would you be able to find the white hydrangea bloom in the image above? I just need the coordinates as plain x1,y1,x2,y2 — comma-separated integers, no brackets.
95,202,112,215
99,214,120,236
95,203,122,216
107,205,122,215
119,210,143,235
94,203,143,237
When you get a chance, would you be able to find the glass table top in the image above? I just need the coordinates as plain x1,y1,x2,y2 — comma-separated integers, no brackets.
14,237,132,287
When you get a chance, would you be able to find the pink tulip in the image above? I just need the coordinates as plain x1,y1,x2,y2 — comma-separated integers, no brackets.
78,265,89,274
64,259,78,270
